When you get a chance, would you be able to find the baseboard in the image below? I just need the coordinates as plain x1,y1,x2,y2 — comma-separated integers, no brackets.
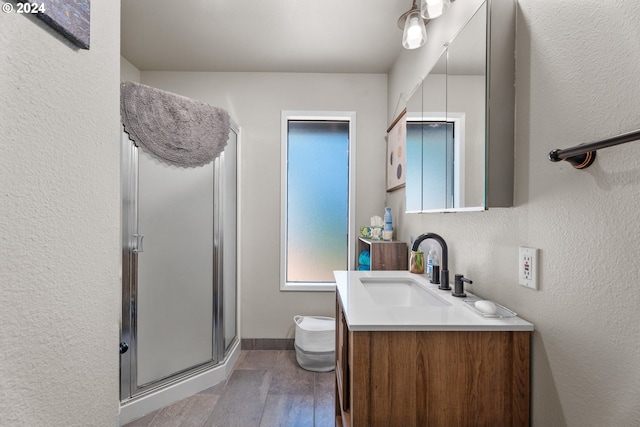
241,338,294,350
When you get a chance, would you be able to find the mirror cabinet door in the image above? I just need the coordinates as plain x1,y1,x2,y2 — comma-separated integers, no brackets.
446,1,487,209
405,80,423,212
421,52,450,211
406,0,510,213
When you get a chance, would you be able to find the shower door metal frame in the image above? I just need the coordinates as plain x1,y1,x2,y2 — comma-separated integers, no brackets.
120,122,239,402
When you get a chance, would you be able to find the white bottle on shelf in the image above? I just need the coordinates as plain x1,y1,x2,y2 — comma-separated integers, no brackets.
383,207,393,241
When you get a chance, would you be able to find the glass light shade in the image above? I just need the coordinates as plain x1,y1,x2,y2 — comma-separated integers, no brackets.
402,11,427,50
420,0,451,19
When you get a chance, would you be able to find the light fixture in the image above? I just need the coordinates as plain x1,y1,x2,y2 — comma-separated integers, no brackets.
398,0,454,49
397,0,427,50
420,0,451,20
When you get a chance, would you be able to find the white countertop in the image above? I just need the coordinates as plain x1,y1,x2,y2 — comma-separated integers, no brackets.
335,270,534,332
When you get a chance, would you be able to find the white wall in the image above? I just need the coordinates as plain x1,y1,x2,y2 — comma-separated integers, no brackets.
388,0,640,426
121,56,141,83
140,72,388,339
0,3,121,426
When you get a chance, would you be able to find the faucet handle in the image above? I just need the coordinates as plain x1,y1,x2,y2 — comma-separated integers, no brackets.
452,274,473,297
437,268,451,290
431,265,440,284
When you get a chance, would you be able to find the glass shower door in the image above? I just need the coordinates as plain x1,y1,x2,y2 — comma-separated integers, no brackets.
120,124,238,400
135,149,215,387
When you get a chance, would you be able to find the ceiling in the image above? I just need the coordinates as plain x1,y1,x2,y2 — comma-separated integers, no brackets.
121,0,412,74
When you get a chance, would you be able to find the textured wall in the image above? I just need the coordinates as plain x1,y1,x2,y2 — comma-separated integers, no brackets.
0,3,121,426
388,0,640,425
140,71,388,339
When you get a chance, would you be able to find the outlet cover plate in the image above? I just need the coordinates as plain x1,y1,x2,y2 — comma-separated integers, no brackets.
519,247,539,290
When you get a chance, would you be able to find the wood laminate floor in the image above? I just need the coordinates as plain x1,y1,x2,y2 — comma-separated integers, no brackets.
124,350,335,427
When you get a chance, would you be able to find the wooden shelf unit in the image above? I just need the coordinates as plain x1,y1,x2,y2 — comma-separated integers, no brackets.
357,238,408,271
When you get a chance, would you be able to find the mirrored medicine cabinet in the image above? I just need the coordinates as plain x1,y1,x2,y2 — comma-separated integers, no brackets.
406,0,515,213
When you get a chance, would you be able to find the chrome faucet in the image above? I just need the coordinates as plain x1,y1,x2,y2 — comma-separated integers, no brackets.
411,233,450,290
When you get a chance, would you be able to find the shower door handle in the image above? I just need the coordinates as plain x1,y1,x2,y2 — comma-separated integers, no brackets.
133,234,144,253
120,342,129,354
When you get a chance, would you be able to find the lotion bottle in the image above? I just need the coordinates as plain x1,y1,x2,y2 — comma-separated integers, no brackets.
383,207,393,240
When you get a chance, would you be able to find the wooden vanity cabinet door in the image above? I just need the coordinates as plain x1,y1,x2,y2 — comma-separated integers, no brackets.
335,297,350,425
344,330,530,427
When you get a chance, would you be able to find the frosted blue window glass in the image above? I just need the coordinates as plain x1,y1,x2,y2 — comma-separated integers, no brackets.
407,121,455,210
423,122,454,210
286,121,349,283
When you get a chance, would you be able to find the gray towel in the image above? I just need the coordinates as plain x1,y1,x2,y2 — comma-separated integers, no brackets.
121,82,230,167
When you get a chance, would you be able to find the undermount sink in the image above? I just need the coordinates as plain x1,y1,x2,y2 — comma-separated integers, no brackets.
359,277,451,307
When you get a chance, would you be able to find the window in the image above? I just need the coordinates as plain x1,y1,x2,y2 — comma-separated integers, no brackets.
406,114,464,212
281,112,355,291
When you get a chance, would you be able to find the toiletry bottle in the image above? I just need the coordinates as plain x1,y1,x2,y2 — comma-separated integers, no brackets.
426,248,437,280
383,207,393,241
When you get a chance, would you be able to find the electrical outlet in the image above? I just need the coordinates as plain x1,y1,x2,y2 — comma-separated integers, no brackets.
518,247,539,290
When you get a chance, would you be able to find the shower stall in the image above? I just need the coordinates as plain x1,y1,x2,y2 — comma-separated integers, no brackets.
119,121,240,420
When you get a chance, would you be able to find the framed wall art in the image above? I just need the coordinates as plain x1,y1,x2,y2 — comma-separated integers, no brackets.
16,0,91,49
386,109,407,192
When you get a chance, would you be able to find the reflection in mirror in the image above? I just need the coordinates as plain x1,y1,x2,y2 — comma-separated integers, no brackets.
446,2,486,208
406,50,453,212
420,51,451,210
405,79,423,212
422,122,454,209
405,1,490,213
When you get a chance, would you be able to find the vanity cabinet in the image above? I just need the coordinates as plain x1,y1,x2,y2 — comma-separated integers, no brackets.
357,238,408,271
335,297,531,427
